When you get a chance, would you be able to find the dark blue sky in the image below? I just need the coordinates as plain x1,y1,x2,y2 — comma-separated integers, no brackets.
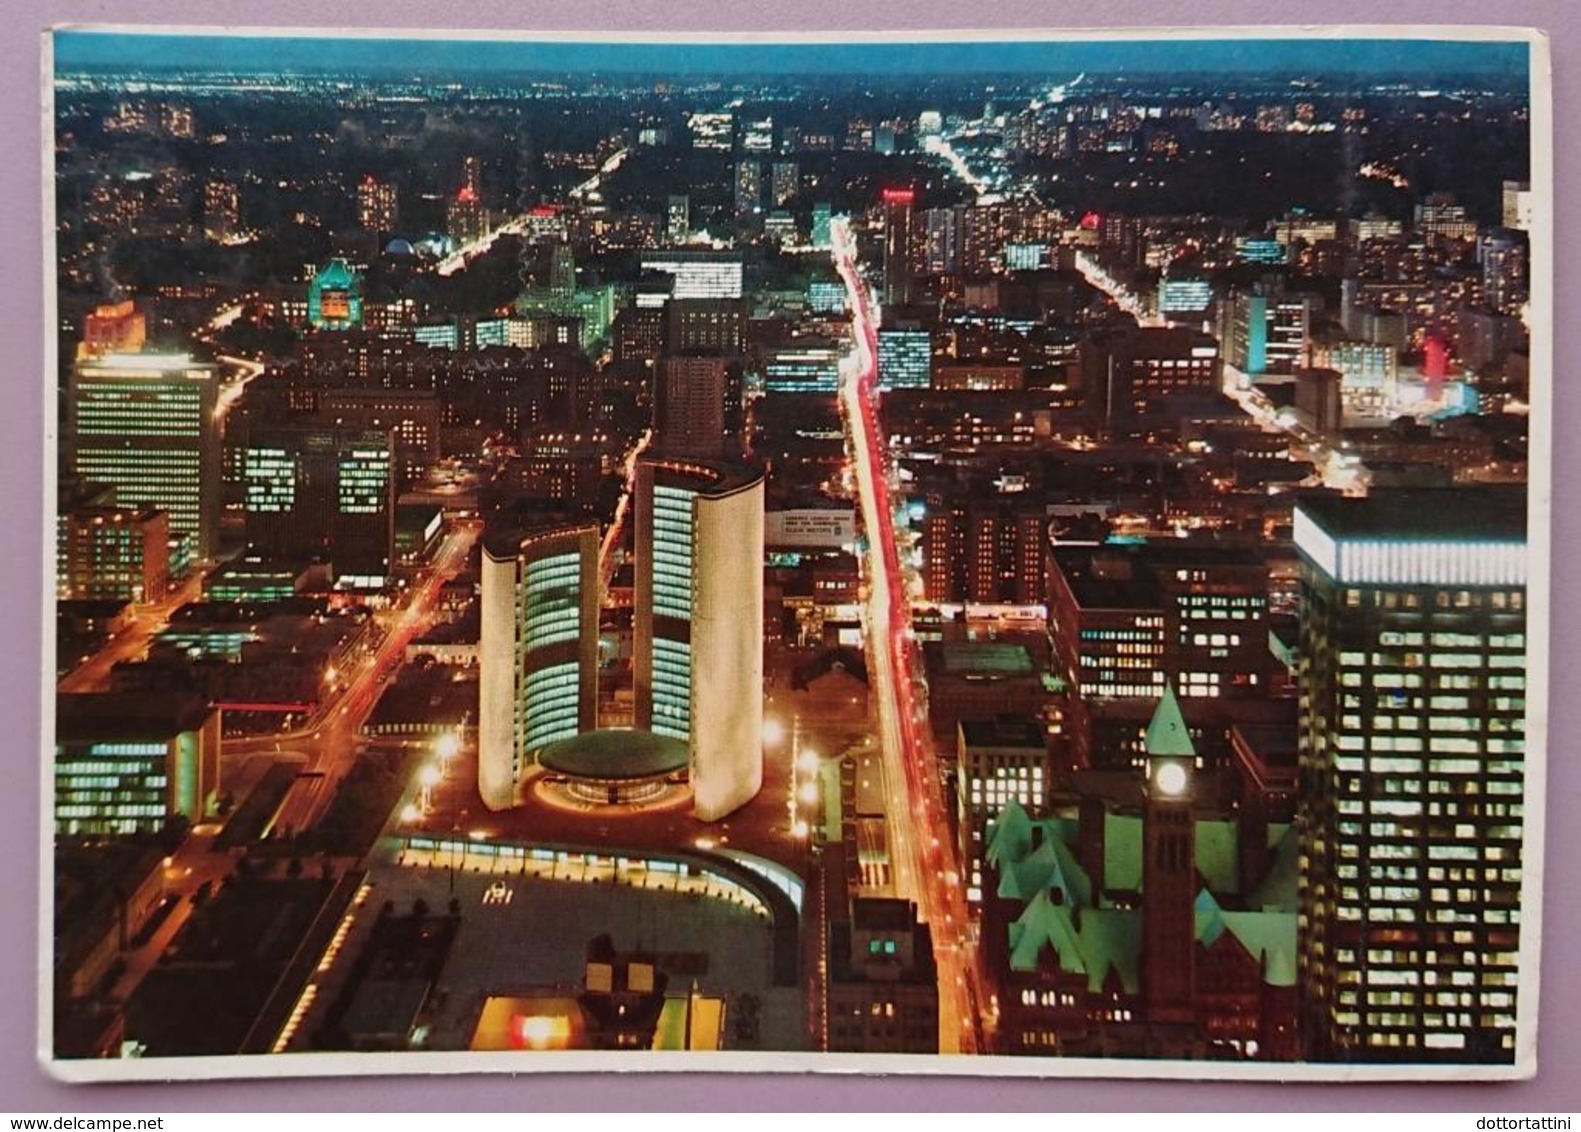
52,30,1531,81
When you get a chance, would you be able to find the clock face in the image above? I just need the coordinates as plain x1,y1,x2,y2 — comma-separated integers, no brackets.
1155,761,1188,798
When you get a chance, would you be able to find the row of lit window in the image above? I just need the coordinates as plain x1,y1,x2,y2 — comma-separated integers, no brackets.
56,803,165,817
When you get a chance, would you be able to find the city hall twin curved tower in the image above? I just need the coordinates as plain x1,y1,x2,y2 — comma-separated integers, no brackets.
479,457,765,822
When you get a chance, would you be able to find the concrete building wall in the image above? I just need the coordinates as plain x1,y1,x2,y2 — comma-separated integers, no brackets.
690,478,765,821
478,545,519,810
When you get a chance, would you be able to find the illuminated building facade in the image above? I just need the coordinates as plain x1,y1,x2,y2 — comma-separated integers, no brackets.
478,523,601,811
812,203,833,249
318,388,440,490
1500,180,1532,232
447,184,488,244
77,300,146,360
923,500,1046,605
734,159,761,217
668,299,745,356
808,280,845,315
55,692,220,835
1221,286,1313,376
69,352,219,563
60,506,169,603
1158,277,1213,316
307,258,364,331
1293,489,1527,1063
1478,229,1529,316
761,340,843,393
688,111,732,150
654,355,728,459
638,251,744,301
202,179,240,241
1079,326,1221,426
666,194,689,242
357,175,399,233
1062,544,1269,701
1048,542,1271,767
882,188,916,306
876,328,932,390
957,716,1049,905
633,457,765,821
243,427,394,584
825,886,940,1054
770,161,799,206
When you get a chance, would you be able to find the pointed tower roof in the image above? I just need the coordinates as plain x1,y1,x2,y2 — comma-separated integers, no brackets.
1144,683,1196,759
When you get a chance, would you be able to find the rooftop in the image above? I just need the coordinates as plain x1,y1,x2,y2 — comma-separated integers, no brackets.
930,641,1035,678
537,729,690,781
960,717,1045,750
1051,540,1265,611
56,692,212,743
1295,487,1526,542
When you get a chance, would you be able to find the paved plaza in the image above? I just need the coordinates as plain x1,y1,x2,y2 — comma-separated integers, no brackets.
290,852,803,1056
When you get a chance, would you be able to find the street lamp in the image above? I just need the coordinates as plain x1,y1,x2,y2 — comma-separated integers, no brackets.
418,762,442,812
435,729,461,780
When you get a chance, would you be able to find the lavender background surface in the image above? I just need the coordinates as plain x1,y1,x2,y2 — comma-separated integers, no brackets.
7,0,1573,1112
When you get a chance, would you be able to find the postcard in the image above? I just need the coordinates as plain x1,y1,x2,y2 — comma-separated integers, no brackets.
41,24,1551,1083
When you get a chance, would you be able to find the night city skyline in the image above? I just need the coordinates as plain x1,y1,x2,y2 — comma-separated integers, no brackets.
45,27,1545,1081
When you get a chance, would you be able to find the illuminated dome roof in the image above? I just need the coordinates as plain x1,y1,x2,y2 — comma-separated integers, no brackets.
384,238,415,257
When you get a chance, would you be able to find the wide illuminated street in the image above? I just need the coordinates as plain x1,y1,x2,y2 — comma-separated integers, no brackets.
833,218,984,1054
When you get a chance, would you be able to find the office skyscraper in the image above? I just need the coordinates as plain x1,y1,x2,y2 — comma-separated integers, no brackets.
876,328,932,390
882,188,916,306
357,175,398,233
1293,488,1527,1064
633,457,765,821
69,352,219,564
243,426,394,584
653,355,729,459
479,522,601,811
666,194,689,243
770,161,799,206
734,159,762,217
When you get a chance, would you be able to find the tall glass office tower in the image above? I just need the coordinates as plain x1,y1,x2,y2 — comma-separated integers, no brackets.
68,352,219,564
1293,489,1528,1064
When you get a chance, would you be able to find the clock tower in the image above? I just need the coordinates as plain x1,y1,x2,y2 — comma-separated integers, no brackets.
1142,684,1197,1026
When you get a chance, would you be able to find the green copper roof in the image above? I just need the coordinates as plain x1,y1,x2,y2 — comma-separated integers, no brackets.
1196,820,1240,894
1196,889,1296,987
988,803,1092,908
314,257,358,286
1104,812,1143,892
985,799,1035,866
1144,684,1196,759
1009,890,1085,976
1075,908,1143,994
1249,825,1301,913
990,801,1293,992
1218,912,1298,988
